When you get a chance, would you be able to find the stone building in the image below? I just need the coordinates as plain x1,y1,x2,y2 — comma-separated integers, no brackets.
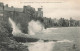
0,2,44,33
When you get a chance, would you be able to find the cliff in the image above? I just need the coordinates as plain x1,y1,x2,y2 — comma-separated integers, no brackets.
0,17,28,51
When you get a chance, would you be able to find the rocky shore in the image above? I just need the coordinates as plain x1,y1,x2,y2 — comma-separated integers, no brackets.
0,19,28,51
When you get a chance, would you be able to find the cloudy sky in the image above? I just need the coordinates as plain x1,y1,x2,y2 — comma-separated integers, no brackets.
0,0,80,20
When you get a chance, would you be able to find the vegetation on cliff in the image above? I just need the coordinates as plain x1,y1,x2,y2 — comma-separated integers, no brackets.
0,18,28,51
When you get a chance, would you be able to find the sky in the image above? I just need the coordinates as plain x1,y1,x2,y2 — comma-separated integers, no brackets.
0,0,80,20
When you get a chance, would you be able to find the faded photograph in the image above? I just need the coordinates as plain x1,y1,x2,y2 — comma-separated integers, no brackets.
0,0,80,51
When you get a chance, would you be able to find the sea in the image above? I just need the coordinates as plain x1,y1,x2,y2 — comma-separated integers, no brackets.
23,27,80,51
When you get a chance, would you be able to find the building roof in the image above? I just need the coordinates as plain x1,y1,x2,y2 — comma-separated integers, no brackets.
14,8,23,12
4,7,14,11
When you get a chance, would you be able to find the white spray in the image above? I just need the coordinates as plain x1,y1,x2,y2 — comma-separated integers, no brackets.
28,41,55,51
9,17,21,35
28,20,44,35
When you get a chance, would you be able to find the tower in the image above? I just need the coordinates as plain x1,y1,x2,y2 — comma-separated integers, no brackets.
37,6,43,17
